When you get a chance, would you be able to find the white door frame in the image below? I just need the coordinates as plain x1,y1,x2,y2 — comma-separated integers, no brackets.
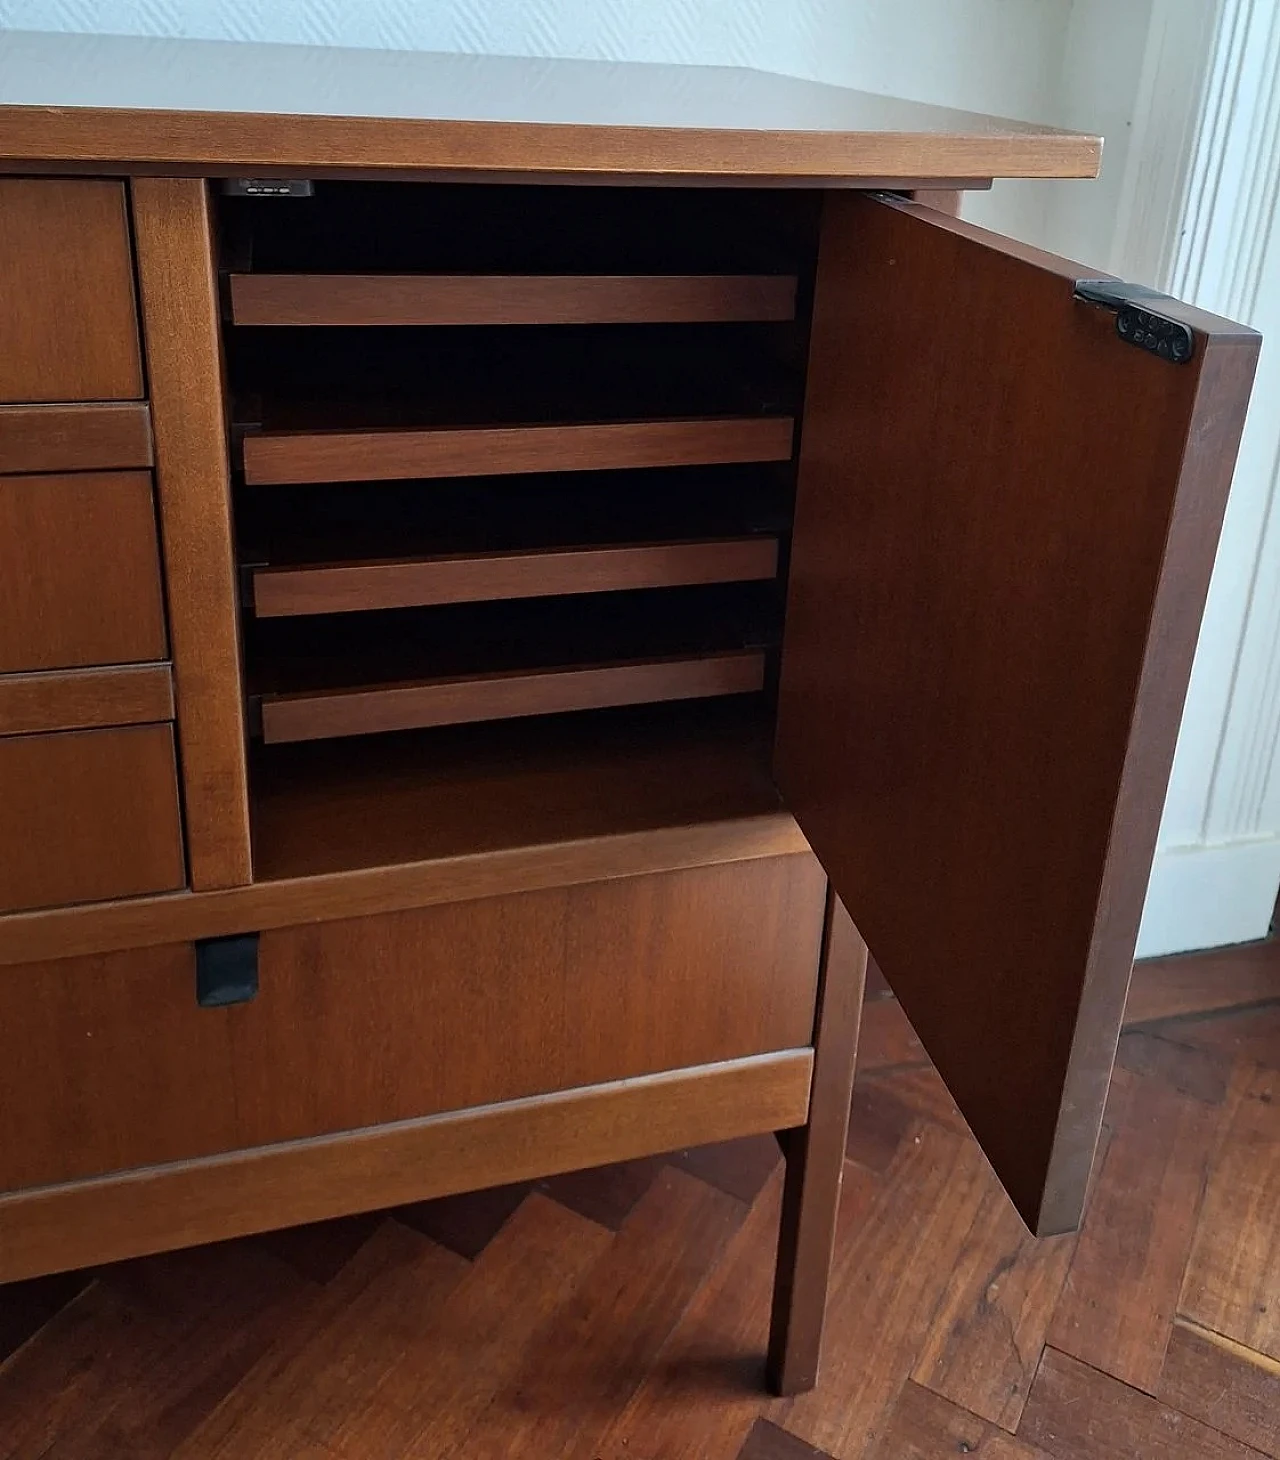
1130,0,1280,955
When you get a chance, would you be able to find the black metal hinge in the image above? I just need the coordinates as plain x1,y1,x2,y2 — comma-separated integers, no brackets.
1074,279,1196,364
195,933,260,1007
222,178,314,198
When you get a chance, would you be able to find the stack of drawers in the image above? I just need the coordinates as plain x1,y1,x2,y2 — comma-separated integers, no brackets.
0,179,185,913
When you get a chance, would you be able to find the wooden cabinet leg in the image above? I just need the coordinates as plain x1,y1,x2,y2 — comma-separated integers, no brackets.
766,892,868,1395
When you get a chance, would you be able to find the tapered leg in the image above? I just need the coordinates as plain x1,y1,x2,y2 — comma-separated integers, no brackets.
766,892,868,1395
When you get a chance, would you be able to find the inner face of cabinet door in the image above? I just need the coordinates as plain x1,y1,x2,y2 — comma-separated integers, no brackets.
775,191,1258,1235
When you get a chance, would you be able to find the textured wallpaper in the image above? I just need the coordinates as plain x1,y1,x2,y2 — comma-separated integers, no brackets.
0,0,1076,244
0,0,1070,117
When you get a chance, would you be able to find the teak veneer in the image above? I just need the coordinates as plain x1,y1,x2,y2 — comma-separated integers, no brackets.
0,30,1258,1399
229,272,800,328
240,416,797,485
250,537,780,616
0,402,152,475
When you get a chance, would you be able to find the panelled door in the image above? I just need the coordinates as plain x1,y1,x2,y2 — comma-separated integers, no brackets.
776,191,1258,1235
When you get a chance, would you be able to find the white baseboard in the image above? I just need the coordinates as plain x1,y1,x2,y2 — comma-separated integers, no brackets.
1137,837,1280,957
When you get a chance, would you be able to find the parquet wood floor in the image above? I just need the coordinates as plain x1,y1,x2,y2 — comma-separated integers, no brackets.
3,976,1280,1457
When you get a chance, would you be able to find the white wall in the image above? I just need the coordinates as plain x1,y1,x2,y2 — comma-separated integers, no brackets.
6,0,1273,953
0,0,1071,91
0,0,1075,242
1131,0,1280,955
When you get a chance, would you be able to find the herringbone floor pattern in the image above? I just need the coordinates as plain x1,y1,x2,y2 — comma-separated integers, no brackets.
3,982,1280,1458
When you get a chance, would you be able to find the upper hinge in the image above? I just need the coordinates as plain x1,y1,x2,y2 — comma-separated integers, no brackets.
222,178,315,199
1073,279,1196,364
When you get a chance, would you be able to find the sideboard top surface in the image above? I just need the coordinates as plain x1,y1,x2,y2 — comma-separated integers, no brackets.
0,30,1102,180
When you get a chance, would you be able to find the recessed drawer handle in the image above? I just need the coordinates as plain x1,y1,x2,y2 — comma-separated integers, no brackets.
195,933,259,1007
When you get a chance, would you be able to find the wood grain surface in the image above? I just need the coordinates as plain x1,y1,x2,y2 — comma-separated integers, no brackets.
0,811,807,971
0,402,152,475
1158,1318,1280,1455
252,538,779,617
0,471,166,673
0,724,185,915
3,982,1279,1453
768,895,867,1394
0,35,1102,180
0,664,173,736
259,650,767,742
1125,943,1280,1025
0,1050,813,1284
132,177,253,890
1048,1049,1223,1391
230,273,799,327
774,190,1259,1235
1180,1063,1280,1362
242,416,795,485
0,178,142,402
0,856,823,1194
1020,1346,1264,1460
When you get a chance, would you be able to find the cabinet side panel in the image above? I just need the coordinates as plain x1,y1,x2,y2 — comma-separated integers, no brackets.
132,177,252,889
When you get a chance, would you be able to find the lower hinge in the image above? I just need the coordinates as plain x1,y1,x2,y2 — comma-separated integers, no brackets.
195,933,260,1008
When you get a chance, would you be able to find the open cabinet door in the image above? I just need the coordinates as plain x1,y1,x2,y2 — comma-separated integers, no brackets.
775,192,1258,1236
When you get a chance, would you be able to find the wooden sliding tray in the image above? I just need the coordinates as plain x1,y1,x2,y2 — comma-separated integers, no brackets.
241,415,795,485
258,649,767,743
250,536,780,616
229,273,799,328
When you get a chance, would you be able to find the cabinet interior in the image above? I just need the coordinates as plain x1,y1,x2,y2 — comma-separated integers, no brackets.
216,180,824,875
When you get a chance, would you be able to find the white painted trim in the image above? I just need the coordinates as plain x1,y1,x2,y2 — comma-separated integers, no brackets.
1138,838,1280,957
1107,0,1222,284
1125,0,1280,952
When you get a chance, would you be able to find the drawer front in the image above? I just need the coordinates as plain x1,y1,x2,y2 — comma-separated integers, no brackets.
0,472,167,672
0,724,185,915
0,180,143,404
0,855,826,1191
0,403,153,476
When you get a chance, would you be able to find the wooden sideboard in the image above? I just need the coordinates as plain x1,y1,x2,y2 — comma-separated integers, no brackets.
0,30,1259,1395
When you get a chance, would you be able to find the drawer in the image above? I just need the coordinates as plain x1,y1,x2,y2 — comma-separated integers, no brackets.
0,723,185,915
0,180,143,404
0,472,167,672
0,855,826,1191
0,402,152,476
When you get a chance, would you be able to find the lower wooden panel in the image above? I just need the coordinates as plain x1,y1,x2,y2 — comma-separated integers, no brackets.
0,1049,813,1284
0,855,825,1189
0,724,185,914
0,943,237,1194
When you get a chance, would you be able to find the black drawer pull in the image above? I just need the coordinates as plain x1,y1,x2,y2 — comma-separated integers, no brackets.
195,933,259,1007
